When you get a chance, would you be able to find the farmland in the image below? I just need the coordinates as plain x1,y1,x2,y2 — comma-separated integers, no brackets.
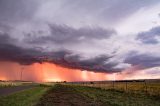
37,84,160,106
0,79,160,106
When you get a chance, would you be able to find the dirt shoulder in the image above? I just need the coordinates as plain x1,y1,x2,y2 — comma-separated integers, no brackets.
37,84,104,106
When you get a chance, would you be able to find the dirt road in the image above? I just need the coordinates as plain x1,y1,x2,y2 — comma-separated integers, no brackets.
0,85,36,96
37,84,103,106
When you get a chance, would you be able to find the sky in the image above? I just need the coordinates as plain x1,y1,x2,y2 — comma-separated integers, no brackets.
0,0,160,82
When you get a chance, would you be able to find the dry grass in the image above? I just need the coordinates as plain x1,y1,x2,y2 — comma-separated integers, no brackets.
0,81,33,88
71,80,160,96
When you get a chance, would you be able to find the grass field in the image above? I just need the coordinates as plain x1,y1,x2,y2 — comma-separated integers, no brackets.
0,80,159,106
37,84,160,106
0,86,50,106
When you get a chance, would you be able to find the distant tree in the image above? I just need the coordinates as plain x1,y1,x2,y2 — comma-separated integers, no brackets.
90,82,94,84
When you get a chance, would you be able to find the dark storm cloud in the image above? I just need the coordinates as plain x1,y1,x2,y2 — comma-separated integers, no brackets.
124,51,160,69
49,53,120,73
72,55,119,73
0,32,15,44
0,33,120,72
0,44,43,65
0,31,43,64
0,44,119,73
24,24,116,44
137,26,160,44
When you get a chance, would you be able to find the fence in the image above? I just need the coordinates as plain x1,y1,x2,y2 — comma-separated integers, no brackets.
68,80,160,96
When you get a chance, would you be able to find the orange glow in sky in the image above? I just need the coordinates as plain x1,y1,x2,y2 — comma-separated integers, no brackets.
0,61,110,82
0,61,159,82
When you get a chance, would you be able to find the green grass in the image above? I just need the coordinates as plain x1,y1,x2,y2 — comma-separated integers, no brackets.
1,82,159,106
0,86,50,106
71,85,160,106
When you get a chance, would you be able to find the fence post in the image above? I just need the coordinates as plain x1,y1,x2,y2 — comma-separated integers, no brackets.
125,81,128,92
144,80,147,93
113,81,114,89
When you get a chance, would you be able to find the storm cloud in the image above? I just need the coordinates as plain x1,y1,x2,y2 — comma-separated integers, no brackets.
24,24,116,44
0,0,160,75
124,52,160,69
0,41,119,72
137,26,160,44
0,31,119,72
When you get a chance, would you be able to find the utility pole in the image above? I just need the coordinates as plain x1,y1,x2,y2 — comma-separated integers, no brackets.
41,61,43,83
113,73,116,81
112,73,114,89
20,67,24,81
40,56,46,83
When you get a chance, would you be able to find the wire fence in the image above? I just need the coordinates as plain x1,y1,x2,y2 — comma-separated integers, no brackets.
68,80,160,96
